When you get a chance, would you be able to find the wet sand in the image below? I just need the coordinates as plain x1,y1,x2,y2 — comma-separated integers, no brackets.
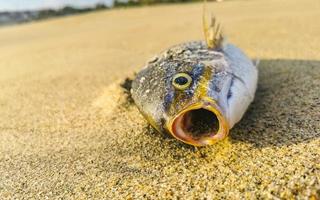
0,0,319,198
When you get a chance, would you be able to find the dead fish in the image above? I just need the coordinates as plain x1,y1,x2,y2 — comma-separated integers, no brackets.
131,9,258,146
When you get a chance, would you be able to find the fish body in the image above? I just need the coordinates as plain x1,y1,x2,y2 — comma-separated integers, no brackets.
131,41,258,146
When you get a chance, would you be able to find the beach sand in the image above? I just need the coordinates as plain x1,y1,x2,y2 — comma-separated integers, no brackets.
0,0,319,198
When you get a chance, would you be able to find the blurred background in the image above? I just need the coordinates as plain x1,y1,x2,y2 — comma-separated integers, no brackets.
0,0,216,26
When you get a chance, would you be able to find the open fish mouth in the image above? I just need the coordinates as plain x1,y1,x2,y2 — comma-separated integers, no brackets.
167,101,229,146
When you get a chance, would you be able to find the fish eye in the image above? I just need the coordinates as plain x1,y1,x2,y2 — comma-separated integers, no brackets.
172,73,192,90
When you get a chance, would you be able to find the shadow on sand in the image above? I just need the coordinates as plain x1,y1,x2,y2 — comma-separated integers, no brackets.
229,59,320,148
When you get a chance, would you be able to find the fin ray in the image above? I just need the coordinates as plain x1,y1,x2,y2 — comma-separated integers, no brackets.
203,0,224,49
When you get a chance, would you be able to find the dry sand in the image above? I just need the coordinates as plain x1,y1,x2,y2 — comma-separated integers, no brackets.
0,0,319,199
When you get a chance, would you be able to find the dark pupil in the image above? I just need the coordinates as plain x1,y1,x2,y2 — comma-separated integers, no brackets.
174,76,188,85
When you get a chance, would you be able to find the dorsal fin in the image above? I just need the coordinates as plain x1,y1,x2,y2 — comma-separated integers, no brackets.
202,0,224,49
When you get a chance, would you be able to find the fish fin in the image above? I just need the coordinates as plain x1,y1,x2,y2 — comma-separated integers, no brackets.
252,59,260,67
203,0,224,49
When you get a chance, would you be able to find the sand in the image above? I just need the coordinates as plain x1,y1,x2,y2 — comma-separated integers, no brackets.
0,0,319,199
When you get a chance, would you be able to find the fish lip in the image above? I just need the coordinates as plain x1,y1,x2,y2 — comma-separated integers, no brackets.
166,99,229,146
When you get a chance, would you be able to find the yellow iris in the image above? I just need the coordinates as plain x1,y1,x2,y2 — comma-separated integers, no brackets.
172,73,192,90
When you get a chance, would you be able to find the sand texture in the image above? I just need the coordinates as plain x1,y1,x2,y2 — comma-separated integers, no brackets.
0,0,319,199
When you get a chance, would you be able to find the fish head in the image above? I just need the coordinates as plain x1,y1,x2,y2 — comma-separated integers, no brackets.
131,42,232,146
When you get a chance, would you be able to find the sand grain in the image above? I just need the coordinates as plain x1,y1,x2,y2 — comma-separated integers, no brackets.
0,0,319,199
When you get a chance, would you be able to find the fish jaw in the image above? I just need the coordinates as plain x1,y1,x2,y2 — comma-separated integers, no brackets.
166,98,229,146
